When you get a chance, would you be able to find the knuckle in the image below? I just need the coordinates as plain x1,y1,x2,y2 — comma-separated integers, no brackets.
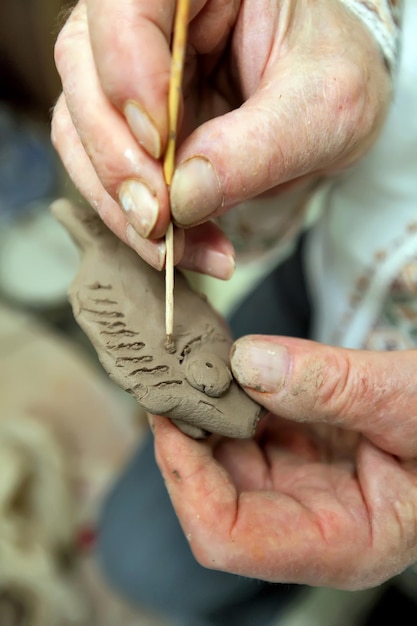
311,349,367,422
323,57,388,152
54,20,73,73
54,2,88,75
50,96,72,152
192,540,226,572
53,26,67,71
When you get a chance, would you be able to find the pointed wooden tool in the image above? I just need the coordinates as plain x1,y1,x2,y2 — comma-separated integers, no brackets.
164,0,190,353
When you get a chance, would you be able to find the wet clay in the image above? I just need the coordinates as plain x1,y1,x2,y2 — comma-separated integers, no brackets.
51,200,262,439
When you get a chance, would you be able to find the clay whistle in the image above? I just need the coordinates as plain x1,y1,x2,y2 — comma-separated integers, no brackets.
51,200,262,439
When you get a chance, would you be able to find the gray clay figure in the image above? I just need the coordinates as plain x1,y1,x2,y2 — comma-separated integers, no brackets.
51,199,262,439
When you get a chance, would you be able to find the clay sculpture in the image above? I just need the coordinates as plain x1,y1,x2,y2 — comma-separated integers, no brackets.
51,200,262,439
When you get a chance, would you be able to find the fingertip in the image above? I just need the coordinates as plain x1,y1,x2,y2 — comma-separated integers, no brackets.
152,416,181,480
152,415,201,482
118,173,172,242
180,248,235,280
179,222,236,279
125,225,166,270
119,179,159,238
152,414,173,438
231,336,289,395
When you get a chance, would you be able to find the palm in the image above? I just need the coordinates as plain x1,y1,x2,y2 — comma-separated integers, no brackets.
154,413,417,589
211,416,372,583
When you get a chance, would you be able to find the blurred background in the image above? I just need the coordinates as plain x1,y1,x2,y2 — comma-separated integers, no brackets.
0,0,77,316
0,3,151,625
0,2,415,625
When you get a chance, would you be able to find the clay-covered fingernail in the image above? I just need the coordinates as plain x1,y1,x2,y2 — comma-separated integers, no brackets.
124,101,161,159
119,180,159,238
231,338,289,393
171,157,223,227
125,224,165,270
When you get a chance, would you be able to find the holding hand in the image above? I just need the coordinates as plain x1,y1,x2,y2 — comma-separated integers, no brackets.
52,0,391,276
152,335,417,589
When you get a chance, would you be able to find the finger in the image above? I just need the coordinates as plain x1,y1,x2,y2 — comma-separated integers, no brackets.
54,1,170,240
87,0,240,156
52,94,185,269
231,336,417,458
86,0,176,158
212,437,269,492
353,438,417,588
178,221,235,279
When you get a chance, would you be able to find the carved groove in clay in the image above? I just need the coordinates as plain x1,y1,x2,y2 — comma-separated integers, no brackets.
51,200,262,439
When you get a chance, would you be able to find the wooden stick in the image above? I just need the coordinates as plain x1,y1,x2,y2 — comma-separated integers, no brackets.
164,0,190,353
165,222,175,352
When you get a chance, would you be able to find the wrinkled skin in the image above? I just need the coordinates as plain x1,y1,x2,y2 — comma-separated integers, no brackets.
152,335,417,590
52,0,390,277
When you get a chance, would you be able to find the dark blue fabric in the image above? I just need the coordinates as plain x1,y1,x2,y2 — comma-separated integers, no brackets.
228,238,310,341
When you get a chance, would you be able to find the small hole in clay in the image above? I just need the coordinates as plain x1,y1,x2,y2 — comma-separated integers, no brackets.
205,362,214,368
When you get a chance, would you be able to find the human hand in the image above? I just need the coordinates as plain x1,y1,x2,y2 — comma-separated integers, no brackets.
152,335,417,590
52,0,391,277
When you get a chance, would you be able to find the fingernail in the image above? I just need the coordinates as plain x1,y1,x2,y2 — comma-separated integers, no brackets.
126,224,166,270
124,101,161,159
182,248,235,280
171,157,223,227
119,180,159,238
231,338,289,393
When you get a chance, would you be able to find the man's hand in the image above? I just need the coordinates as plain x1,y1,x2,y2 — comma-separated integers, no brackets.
52,0,391,276
152,336,417,590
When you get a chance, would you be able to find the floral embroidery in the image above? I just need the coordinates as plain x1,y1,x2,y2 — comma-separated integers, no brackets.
363,254,417,350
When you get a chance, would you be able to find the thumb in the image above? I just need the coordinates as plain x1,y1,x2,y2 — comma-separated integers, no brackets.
170,52,385,228
231,335,417,459
170,74,320,228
